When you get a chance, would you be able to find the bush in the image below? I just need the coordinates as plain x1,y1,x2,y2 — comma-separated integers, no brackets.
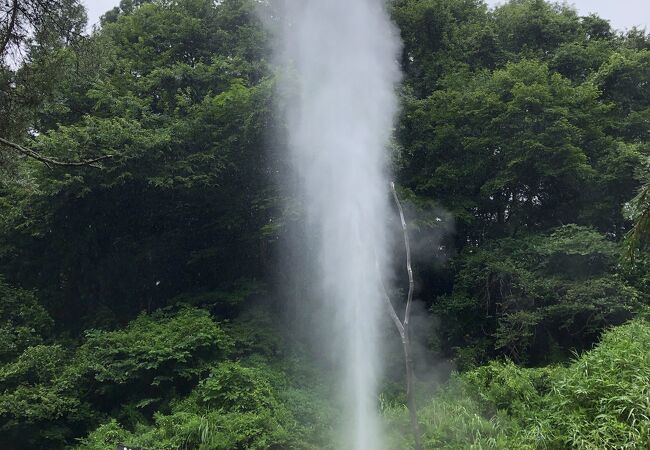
0,345,92,449
390,319,650,449
0,279,53,362
76,307,233,409
0,307,233,449
77,361,323,450
526,319,650,448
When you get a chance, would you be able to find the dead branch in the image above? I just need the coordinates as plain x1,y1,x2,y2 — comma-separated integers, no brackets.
391,182,415,328
0,136,113,169
377,259,405,338
379,182,422,450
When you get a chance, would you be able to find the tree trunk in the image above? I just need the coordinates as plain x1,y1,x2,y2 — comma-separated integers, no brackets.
380,182,421,450
403,333,422,450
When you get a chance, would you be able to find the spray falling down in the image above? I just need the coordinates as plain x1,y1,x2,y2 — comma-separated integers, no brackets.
275,1,402,448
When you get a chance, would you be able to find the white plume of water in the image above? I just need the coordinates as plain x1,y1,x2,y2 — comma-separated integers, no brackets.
273,1,401,448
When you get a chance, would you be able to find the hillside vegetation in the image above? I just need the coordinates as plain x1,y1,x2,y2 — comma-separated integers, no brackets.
0,0,648,448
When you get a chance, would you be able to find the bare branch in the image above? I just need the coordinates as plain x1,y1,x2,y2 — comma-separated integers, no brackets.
385,181,422,450
391,181,415,327
376,259,406,338
0,136,113,168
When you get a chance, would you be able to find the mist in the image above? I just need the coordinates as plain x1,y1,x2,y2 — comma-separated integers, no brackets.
269,1,402,448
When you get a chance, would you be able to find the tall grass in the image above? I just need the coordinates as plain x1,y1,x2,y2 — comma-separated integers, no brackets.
384,319,650,449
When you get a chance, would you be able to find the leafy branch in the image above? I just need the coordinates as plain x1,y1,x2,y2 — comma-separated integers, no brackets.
626,181,650,260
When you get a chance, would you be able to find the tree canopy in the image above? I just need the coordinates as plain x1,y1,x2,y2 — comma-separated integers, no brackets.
0,0,648,448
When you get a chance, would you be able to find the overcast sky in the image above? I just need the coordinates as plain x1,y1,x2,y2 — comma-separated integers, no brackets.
84,0,118,29
83,0,648,32
487,0,649,31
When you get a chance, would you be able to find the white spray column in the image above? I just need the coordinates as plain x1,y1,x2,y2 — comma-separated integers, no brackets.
275,1,401,448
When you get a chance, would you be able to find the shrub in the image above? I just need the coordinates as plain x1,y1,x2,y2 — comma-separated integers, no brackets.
391,319,650,449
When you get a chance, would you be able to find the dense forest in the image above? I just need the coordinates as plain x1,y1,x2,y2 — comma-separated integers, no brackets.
0,0,649,448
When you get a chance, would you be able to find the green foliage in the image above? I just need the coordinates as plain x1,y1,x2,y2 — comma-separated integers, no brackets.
435,225,641,367
595,49,650,141
398,58,639,238
0,308,234,449
492,0,582,58
387,319,650,449
78,408,297,450
78,308,231,389
0,0,278,328
0,278,52,361
383,377,513,449
77,359,333,450
391,0,496,95
195,362,275,412
626,167,650,259
529,319,650,448
1,0,649,449
0,344,92,449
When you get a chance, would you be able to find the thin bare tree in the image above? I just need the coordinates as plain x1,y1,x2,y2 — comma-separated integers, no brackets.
381,181,422,450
